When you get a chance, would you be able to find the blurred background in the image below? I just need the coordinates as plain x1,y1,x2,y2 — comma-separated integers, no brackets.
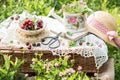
0,0,120,80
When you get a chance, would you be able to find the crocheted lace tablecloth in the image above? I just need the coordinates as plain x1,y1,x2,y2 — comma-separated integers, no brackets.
0,11,108,69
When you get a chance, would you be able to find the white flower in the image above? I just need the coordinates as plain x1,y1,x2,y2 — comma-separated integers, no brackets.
25,74,28,77
62,77,67,80
59,72,63,77
94,73,98,77
77,66,82,71
54,63,59,67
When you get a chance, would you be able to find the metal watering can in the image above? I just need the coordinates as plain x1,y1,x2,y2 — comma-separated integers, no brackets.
47,8,86,30
47,7,93,41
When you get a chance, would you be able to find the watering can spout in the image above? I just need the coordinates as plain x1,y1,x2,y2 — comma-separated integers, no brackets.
47,8,54,17
47,8,65,24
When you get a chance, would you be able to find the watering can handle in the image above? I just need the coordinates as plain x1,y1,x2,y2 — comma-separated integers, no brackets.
47,8,65,24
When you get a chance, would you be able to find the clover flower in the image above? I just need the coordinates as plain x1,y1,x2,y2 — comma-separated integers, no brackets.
77,66,82,71
46,62,52,71
59,72,66,77
62,77,67,80
54,63,60,67
25,74,28,77
64,55,71,59
70,59,75,63
66,68,76,74
94,73,98,77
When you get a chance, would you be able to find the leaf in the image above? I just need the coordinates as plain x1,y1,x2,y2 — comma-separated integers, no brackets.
14,57,24,69
9,40,14,44
68,72,78,80
69,41,77,48
0,68,7,74
67,31,73,36
9,71,16,76
10,61,15,66
3,55,11,71
14,57,18,67
84,74,90,80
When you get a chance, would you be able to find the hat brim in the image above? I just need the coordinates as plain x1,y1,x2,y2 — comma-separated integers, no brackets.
87,25,118,47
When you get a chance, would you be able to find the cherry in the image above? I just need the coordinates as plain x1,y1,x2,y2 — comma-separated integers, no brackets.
41,39,45,42
32,43,36,47
21,25,25,29
19,47,23,49
36,27,40,30
27,45,32,49
79,42,82,46
37,20,43,25
28,21,32,25
86,42,90,46
26,42,30,46
10,17,14,20
39,26,43,28
36,43,40,46
15,17,19,20
15,15,20,20
17,16,20,18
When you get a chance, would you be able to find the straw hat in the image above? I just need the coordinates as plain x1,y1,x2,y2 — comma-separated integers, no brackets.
87,11,120,47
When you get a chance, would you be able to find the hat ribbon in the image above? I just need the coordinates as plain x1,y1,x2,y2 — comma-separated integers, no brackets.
90,19,120,47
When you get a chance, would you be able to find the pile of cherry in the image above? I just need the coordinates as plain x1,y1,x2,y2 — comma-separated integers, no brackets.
20,19,44,30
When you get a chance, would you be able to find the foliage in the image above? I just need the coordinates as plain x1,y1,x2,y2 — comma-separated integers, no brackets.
0,0,75,22
69,41,77,48
63,1,89,14
0,0,120,80
0,53,24,80
30,53,89,80
85,0,120,11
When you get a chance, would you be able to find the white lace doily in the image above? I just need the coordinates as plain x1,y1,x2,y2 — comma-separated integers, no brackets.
0,11,108,69
51,34,108,69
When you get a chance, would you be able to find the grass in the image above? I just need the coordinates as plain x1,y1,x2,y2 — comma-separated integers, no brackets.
0,0,120,80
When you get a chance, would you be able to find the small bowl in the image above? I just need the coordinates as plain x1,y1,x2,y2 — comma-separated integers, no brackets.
16,20,46,36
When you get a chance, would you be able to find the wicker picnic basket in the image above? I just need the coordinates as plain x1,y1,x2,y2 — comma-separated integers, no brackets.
0,47,103,73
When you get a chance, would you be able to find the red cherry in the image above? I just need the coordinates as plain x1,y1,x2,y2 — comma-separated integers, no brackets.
39,26,43,28
86,42,90,46
32,24,35,27
41,39,45,42
36,27,40,30
19,47,23,49
27,45,32,49
79,42,82,46
37,20,43,26
26,42,30,46
37,43,41,46
15,15,20,20
15,17,19,20
23,22,28,26
29,23,34,27
32,43,36,47
37,20,43,23
28,21,32,25
27,20,31,22
21,25,25,29
10,17,14,20
17,16,20,18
